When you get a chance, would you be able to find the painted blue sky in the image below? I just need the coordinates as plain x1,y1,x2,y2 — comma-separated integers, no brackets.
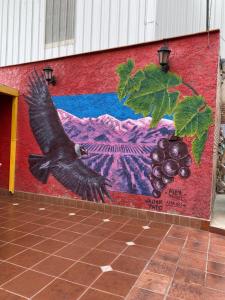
53,92,173,121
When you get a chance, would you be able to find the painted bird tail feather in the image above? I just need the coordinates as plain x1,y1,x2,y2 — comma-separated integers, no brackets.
28,154,50,184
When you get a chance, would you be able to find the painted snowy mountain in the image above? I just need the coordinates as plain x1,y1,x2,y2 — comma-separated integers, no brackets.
57,109,175,196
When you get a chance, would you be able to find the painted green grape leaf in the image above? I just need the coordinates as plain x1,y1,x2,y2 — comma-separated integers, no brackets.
126,70,145,95
126,90,179,127
123,64,182,127
192,131,208,164
174,96,213,138
116,60,145,100
116,59,134,100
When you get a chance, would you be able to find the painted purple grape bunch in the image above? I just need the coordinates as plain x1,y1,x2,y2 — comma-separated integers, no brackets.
149,136,192,198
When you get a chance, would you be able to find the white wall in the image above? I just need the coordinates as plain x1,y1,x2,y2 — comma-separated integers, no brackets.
155,0,225,58
0,0,157,67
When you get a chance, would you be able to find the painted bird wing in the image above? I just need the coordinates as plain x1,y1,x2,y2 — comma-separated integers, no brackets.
51,158,112,202
25,71,73,154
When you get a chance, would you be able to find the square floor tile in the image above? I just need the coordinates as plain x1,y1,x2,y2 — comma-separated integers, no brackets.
13,234,45,247
61,261,101,285
120,225,143,235
209,243,225,257
81,249,117,266
73,235,103,248
49,220,74,230
0,243,25,260
32,278,85,300
88,227,113,238
178,251,206,271
80,288,123,300
0,230,26,242
185,239,208,252
147,259,177,277
208,253,225,265
0,289,25,299
207,261,225,276
112,255,147,276
174,266,205,285
33,217,55,226
8,249,48,268
0,262,25,285
69,223,93,234
81,217,103,226
32,238,67,254
127,219,149,226
96,239,127,254
53,230,81,243
123,245,155,260
56,244,89,260
168,225,190,239
76,209,95,217
206,273,225,291
150,222,170,230
202,287,225,300
110,232,136,242
168,280,204,299
93,271,137,297
188,229,209,242
32,227,59,238
100,221,123,231
110,215,130,223
15,223,41,233
136,270,171,294
127,287,164,300
135,236,161,248
92,212,111,219
141,227,167,239
2,270,53,298
153,249,180,264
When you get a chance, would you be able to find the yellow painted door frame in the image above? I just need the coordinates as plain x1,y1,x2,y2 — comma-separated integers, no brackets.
0,84,19,194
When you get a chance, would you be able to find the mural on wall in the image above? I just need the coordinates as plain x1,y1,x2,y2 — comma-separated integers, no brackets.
25,72,112,203
116,60,213,198
25,58,213,206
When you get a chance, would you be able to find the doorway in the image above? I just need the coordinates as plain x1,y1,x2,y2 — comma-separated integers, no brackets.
0,85,18,194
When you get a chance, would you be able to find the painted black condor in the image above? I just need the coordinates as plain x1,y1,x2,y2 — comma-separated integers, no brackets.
25,71,112,203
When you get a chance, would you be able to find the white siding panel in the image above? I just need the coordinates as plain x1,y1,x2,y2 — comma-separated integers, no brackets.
25,0,33,62
1,0,9,66
128,0,140,45
74,0,85,53
12,0,21,65
144,0,157,42
118,0,129,46
6,0,14,65
108,0,120,48
83,0,93,52
19,0,27,63
38,0,46,61
0,0,159,67
100,0,110,49
91,0,102,51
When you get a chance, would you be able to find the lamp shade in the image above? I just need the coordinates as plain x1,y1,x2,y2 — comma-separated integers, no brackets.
43,66,53,83
158,45,171,66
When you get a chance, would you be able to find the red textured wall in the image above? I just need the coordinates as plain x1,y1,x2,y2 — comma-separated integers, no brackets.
0,31,219,219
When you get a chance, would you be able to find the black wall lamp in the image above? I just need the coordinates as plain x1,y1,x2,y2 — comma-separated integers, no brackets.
43,66,56,85
158,43,171,72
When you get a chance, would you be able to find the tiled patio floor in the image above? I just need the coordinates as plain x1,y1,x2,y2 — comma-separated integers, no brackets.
0,197,225,299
